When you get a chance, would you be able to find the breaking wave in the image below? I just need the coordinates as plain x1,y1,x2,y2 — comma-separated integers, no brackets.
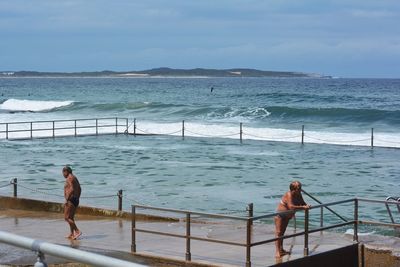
0,99,74,112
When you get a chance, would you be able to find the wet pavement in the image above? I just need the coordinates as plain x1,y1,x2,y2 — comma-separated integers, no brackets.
0,209,360,267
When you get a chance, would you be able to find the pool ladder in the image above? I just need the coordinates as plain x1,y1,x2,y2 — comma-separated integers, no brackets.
385,196,400,224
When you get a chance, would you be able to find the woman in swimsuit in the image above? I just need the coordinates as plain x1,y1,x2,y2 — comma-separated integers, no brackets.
274,181,310,258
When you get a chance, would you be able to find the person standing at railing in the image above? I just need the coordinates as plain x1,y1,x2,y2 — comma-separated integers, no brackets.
63,166,82,240
275,181,310,258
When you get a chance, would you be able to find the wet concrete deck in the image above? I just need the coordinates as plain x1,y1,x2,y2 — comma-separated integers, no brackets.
0,208,358,267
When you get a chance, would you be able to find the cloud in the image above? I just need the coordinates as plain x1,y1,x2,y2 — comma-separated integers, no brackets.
0,0,399,77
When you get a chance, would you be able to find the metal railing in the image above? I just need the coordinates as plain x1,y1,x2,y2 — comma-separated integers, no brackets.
0,117,129,140
131,198,400,267
0,230,146,267
385,196,400,224
1,117,399,149
2,178,127,212
126,119,400,148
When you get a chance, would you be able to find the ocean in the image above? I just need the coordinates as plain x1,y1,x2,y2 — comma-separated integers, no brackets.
0,77,399,228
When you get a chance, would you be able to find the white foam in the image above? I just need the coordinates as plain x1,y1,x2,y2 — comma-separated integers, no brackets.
345,229,375,236
0,99,74,112
1,118,399,149
130,121,400,148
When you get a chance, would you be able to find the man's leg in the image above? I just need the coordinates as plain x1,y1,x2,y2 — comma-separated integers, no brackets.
69,204,82,239
64,203,74,238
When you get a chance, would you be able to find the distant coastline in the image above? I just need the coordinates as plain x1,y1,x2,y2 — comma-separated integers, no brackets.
0,67,331,78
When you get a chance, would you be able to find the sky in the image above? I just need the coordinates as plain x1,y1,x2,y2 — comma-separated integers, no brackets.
0,0,399,78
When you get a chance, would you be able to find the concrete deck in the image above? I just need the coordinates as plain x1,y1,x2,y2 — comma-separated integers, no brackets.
0,208,357,267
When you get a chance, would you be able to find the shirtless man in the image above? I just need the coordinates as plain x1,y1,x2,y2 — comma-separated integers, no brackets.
63,166,82,240
274,181,310,258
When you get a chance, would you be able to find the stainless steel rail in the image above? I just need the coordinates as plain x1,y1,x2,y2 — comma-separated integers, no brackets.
0,230,145,267
133,204,248,221
302,189,348,223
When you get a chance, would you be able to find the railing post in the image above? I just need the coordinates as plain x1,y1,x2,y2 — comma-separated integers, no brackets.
371,128,374,148
182,120,185,140
52,121,55,138
133,118,136,137
30,122,33,139
354,198,358,242
118,190,123,211
74,120,77,137
115,117,118,135
304,209,309,256
96,119,98,136
6,123,8,140
246,218,252,267
34,251,48,267
131,205,136,253
240,123,243,144
185,213,191,261
126,118,129,134
320,206,324,228
247,203,253,225
13,178,17,197
301,125,305,145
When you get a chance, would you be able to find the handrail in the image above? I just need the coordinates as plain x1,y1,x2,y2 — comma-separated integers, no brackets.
134,204,249,221
308,198,355,210
0,117,129,140
302,189,348,222
0,124,120,133
357,198,400,205
132,199,360,267
252,198,354,221
0,117,122,125
359,220,400,228
0,231,145,267
250,221,355,247
132,197,400,266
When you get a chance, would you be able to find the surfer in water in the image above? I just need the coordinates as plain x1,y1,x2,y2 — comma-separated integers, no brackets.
274,181,310,258
63,166,82,240
210,86,214,93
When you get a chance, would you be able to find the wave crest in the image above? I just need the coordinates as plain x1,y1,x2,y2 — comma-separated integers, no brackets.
0,99,74,112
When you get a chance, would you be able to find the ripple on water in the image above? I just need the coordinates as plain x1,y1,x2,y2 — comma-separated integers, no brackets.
154,179,167,183
43,178,57,182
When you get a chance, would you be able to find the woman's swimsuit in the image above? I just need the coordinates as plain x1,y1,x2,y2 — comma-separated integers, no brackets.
277,199,292,219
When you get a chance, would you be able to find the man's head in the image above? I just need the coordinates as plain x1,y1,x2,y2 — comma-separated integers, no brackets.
62,166,73,178
290,181,302,194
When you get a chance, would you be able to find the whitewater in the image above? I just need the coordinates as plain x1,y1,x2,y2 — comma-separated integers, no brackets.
0,77,399,228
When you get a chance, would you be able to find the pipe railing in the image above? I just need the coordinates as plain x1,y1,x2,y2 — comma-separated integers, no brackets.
0,231,146,267
131,198,400,267
2,178,126,211
1,117,400,148
0,117,129,140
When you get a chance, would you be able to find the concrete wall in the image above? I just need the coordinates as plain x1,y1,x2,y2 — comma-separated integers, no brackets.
362,245,400,267
0,195,177,222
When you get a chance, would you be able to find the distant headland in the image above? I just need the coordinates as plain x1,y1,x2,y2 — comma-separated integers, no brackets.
0,68,331,78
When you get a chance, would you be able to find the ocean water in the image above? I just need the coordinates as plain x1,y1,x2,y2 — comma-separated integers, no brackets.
0,77,399,228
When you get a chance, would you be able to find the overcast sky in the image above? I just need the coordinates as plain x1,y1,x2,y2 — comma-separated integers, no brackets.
1,0,399,77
